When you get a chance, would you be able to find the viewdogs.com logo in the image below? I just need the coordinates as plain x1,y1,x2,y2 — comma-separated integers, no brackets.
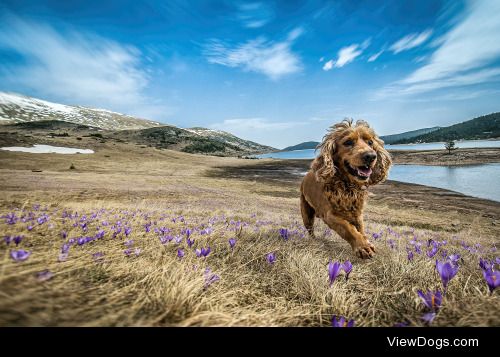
387,337,479,349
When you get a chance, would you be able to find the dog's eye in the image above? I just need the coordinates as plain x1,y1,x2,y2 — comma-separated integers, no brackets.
367,140,374,146
343,139,354,147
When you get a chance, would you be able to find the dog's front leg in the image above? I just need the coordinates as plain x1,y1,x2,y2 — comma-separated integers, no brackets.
353,216,376,254
324,211,375,259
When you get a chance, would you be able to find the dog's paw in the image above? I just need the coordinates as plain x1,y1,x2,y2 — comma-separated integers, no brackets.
353,242,375,259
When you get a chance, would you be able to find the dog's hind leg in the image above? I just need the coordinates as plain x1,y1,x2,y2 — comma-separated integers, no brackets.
300,193,316,238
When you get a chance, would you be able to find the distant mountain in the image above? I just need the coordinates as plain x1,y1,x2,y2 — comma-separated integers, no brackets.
0,92,162,130
282,141,320,151
380,127,441,144
0,92,276,156
391,112,500,144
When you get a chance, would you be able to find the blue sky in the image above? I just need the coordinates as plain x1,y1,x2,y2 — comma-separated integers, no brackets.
1,0,499,148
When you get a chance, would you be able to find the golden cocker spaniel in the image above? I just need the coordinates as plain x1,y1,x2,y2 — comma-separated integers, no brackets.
300,119,392,259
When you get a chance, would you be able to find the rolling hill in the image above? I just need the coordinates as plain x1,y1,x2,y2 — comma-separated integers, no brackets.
0,92,276,156
380,127,441,144
391,112,500,144
281,141,320,151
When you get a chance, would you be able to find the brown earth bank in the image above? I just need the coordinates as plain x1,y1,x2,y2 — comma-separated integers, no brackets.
388,147,500,166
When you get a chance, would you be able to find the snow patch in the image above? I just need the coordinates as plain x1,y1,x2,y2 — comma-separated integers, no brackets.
1,144,94,154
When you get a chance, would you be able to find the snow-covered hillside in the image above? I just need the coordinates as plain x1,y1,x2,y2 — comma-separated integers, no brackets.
0,92,162,130
0,92,277,155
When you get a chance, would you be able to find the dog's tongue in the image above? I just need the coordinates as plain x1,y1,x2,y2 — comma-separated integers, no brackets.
356,166,372,177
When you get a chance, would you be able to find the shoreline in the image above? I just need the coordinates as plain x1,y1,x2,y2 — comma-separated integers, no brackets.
209,158,500,222
254,147,500,166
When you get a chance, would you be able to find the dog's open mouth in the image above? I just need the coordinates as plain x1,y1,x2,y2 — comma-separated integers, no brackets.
345,161,372,180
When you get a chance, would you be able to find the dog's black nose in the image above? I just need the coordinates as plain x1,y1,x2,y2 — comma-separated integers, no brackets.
362,152,377,164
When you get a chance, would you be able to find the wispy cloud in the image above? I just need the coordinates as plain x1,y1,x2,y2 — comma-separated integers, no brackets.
389,29,432,54
375,0,500,98
322,59,334,71
323,39,370,71
211,118,303,131
0,16,170,119
237,2,274,29
368,50,384,62
204,28,303,80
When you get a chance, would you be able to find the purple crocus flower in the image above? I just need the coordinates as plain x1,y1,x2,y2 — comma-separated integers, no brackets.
61,231,67,239
228,238,236,249
124,239,134,247
483,269,500,294
372,232,381,240
331,315,354,327
10,249,31,262
124,227,132,237
422,312,436,324
479,258,492,272
177,249,185,259
58,252,68,262
266,252,276,265
159,235,173,244
427,242,438,258
134,248,141,256
417,290,443,311
124,249,132,256
196,247,211,258
328,261,342,286
436,260,459,291
77,237,87,246
13,235,23,246
95,230,105,239
4,235,12,245
186,237,195,248
5,212,17,225
279,228,289,240
447,254,460,266
36,270,54,282
185,228,192,238
27,225,33,231
342,260,353,281
407,250,414,262
204,271,220,288
92,252,105,261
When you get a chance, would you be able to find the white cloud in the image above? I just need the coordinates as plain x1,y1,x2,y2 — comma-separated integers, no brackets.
211,118,302,131
0,16,170,119
323,39,370,70
322,59,334,71
368,50,384,62
334,45,362,68
237,2,274,29
390,29,432,54
204,28,303,80
375,1,500,98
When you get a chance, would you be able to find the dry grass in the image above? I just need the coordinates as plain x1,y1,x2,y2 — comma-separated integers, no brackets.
0,144,499,326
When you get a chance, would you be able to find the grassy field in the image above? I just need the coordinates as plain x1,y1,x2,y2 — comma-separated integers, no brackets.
0,143,499,326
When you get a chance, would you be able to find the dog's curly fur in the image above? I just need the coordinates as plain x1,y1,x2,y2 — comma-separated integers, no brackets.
300,119,392,259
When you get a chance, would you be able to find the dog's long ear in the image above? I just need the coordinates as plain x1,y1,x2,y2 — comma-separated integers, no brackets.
369,137,392,185
311,135,336,182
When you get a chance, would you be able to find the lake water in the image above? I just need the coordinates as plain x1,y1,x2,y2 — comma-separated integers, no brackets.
389,164,500,202
257,139,500,160
1,144,94,154
256,141,500,202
